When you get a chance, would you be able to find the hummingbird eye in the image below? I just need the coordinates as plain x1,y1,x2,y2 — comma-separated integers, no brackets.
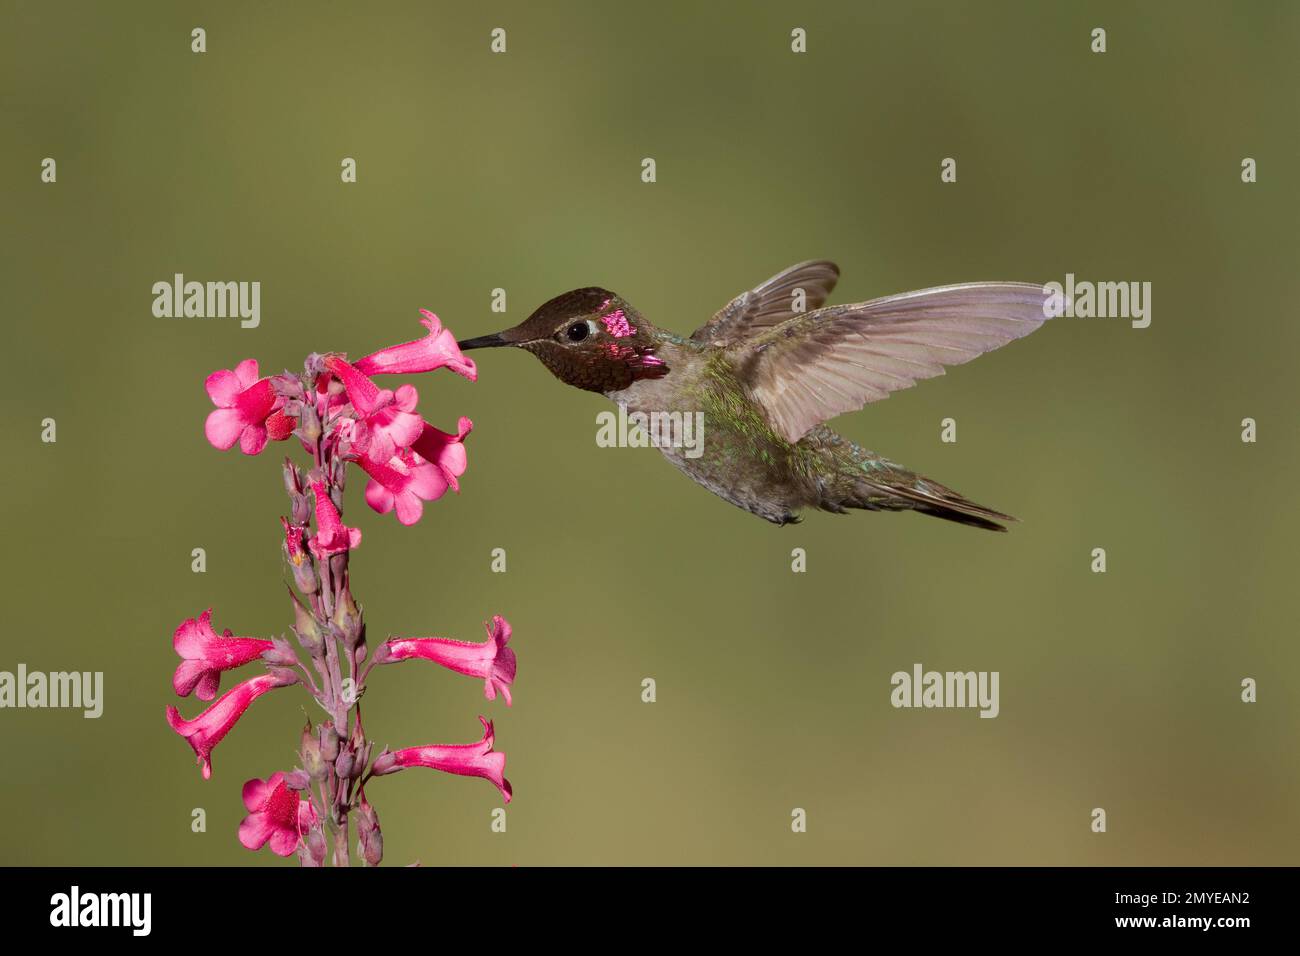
564,321,590,343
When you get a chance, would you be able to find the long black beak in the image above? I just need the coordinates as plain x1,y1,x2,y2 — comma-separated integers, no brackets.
456,332,511,351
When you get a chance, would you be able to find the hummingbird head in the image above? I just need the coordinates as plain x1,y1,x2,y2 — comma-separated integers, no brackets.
457,288,669,394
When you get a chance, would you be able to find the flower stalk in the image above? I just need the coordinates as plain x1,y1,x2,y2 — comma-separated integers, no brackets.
165,312,515,865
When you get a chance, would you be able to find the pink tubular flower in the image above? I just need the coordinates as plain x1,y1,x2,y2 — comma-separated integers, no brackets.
307,481,360,558
371,716,512,803
354,448,447,525
354,310,477,382
323,356,424,456
166,672,295,779
239,773,318,857
411,417,472,493
377,616,515,705
173,609,274,701
204,359,284,455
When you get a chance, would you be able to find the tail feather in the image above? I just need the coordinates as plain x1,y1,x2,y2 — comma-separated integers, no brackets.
810,429,1017,532
841,473,1017,533
912,503,1011,533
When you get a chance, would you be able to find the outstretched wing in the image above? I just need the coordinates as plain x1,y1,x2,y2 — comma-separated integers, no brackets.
691,260,840,345
739,282,1054,444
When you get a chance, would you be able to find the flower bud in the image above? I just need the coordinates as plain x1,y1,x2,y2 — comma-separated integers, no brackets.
301,722,325,779
281,516,307,566
282,458,303,496
334,750,355,779
319,723,339,763
288,589,323,654
356,793,383,867
265,666,300,687
298,847,324,869
370,749,398,776
274,373,305,401
283,768,311,790
299,403,322,443
299,826,327,868
291,494,311,528
332,581,363,648
292,560,318,595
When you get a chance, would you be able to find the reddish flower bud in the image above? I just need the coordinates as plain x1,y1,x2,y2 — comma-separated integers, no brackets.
319,723,340,763
300,721,325,779
308,481,360,559
288,588,322,654
264,666,301,687
299,403,322,443
261,636,299,667
334,750,355,780
282,458,303,496
356,791,383,867
293,559,317,596
299,826,327,867
332,579,363,647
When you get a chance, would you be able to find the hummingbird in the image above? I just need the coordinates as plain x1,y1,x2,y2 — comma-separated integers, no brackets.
457,261,1053,530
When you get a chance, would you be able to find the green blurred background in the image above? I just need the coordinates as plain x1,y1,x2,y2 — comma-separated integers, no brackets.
2,0,1297,865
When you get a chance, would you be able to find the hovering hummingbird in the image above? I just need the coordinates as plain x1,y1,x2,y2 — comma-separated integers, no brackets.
458,261,1053,530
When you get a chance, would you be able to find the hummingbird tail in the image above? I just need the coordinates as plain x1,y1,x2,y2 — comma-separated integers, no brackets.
841,471,1017,532
911,500,1014,533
